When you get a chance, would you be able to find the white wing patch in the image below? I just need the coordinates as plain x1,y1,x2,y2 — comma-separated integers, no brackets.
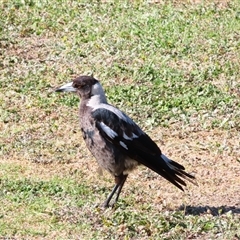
132,133,139,138
120,141,128,150
99,122,118,139
123,132,139,140
123,133,132,140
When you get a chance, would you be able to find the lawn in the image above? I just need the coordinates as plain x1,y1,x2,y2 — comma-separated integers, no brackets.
0,0,240,239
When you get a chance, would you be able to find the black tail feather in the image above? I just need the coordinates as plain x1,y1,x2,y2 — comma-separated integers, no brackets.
136,154,197,191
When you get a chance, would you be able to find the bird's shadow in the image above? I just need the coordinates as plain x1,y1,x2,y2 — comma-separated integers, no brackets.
178,205,240,216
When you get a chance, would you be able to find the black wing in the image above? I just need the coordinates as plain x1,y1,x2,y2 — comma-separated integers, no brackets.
92,107,162,158
92,106,196,190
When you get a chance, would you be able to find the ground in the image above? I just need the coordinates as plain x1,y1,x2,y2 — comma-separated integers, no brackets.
0,0,240,239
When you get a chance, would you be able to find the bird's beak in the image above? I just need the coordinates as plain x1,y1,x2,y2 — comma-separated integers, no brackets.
55,82,76,92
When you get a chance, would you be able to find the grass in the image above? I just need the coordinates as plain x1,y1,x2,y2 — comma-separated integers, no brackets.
0,0,240,239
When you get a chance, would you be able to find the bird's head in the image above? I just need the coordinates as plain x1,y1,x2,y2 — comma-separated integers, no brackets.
55,75,107,103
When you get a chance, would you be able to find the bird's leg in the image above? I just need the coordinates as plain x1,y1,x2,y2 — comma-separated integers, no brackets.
102,184,119,208
114,174,128,205
102,174,128,208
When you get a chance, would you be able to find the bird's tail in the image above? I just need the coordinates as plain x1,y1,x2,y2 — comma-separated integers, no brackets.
159,154,197,191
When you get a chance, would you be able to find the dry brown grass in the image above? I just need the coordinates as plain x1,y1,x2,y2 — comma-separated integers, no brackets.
2,124,239,211
1,0,239,237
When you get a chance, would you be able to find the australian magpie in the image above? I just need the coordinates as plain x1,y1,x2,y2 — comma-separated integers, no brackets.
55,75,196,207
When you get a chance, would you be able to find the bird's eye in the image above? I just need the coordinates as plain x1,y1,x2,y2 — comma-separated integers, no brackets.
73,83,80,89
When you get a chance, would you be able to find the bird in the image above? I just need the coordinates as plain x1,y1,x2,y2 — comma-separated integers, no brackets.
55,75,196,208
